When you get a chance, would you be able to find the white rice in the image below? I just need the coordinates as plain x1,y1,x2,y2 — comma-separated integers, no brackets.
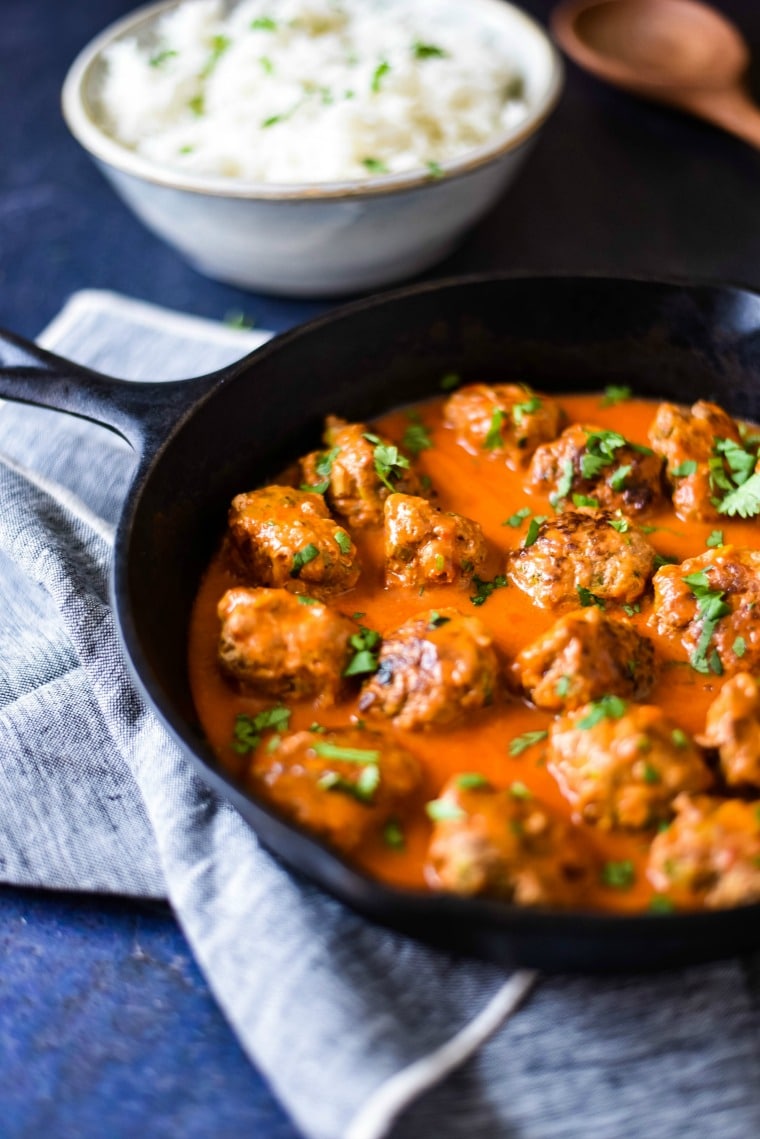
98,0,527,183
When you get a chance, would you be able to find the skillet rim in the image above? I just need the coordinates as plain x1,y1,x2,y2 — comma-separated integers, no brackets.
110,272,760,967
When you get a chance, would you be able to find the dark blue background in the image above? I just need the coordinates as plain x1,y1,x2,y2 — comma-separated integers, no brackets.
2,1,760,1135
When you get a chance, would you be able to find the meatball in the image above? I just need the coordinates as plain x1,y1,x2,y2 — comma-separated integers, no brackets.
227,485,359,595
425,775,595,907
698,673,760,789
527,423,665,516
384,493,487,588
217,587,359,704
512,608,655,712
648,794,760,909
358,608,499,729
300,415,425,527
652,546,760,676
648,400,743,522
507,509,656,610
548,700,713,829
443,383,564,467
250,728,421,854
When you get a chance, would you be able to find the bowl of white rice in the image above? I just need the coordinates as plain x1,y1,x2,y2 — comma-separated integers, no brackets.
62,0,562,296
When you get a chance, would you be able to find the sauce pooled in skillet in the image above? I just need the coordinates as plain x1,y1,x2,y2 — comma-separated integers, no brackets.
188,383,760,914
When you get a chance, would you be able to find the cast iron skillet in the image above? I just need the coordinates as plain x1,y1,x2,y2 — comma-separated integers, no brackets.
2,275,760,973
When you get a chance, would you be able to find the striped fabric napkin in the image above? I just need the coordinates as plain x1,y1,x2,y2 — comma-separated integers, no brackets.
0,290,757,1139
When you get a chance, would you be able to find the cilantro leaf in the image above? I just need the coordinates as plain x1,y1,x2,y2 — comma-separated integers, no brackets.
601,860,635,889
504,507,531,527
401,415,433,457
577,585,605,609
578,694,628,729
232,705,291,755
483,409,505,450
718,471,760,518
291,543,319,577
344,625,381,677
600,385,632,407
508,730,548,756
470,574,508,606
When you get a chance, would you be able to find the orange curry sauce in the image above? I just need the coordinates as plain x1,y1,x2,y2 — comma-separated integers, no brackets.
188,393,758,913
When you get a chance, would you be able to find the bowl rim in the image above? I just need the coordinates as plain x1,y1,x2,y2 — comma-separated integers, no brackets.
61,0,564,202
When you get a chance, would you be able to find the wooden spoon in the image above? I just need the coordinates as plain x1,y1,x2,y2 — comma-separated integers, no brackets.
552,0,760,149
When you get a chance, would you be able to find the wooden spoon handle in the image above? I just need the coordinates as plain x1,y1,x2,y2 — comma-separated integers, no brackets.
677,85,760,150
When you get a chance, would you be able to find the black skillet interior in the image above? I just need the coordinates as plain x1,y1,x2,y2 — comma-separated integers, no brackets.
113,275,760,972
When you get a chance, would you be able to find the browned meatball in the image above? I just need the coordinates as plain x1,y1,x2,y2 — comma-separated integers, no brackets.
512,608,655,712
698,673,760,789
217,587,359,704
250,728,421,854
648,794,760,909
648,400,743,522
528,423,665,516
652,546,760,676
443,383,564,468
548,700,713,829
227,485,359,595
358,608,499,729
507,510,656,610
384,493,487,588
300,415,424,527
425,775,595,907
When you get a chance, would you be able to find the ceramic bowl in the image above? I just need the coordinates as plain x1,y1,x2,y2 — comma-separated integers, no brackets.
62,0,563,297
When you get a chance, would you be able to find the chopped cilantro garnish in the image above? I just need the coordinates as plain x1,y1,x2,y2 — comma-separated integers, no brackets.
455,772,490,790
523,516,546,548
609,464,632,492
683,569,731,674
733,636,747,658
428,611,450,628
578,694,627,729
291,543,319,577
601,860,635,889
577,585,605,609
188,94,205,116
383,818,405,849
551,459,574,506
344,625,381,677
371,59,391,92
150,48,178,67
352,611,365,620
363,434,411,491
671,460,697,477
470,574,508,606
362,157,389,174
309,722,326,733
232,705,291,755
653,553,678,570
434,554,445,572
573,494,599,509
512,395,542,425
718,471,760,518
623,602,641,617
504,507,531,527
318,767,379,804
201,34,230,78
426,799,466,822
251,16,277,30
313,742,380,763
412,41,448,58
509,780,532,800
600,385,632,407
401,415,433,457
333,530,351,556
580,430,627,479
508,730,548,757
483,408,506,450
426,161,444,179
649,894,675,913
608,516,630,532
305,447,339,493
297,595,319,607
671,728,689,749
224,310,255,330
440,372,461,392
555,675,571,698
706,530,724,548
259,55,274,74
641,761,660,784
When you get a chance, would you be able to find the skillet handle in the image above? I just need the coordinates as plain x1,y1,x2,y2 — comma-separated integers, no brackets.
0,326,219,454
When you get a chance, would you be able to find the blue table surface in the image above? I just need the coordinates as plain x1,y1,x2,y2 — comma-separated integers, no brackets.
3,1,760,1135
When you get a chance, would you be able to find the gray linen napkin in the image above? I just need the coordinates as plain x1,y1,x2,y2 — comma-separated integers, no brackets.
1,291,759,1139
